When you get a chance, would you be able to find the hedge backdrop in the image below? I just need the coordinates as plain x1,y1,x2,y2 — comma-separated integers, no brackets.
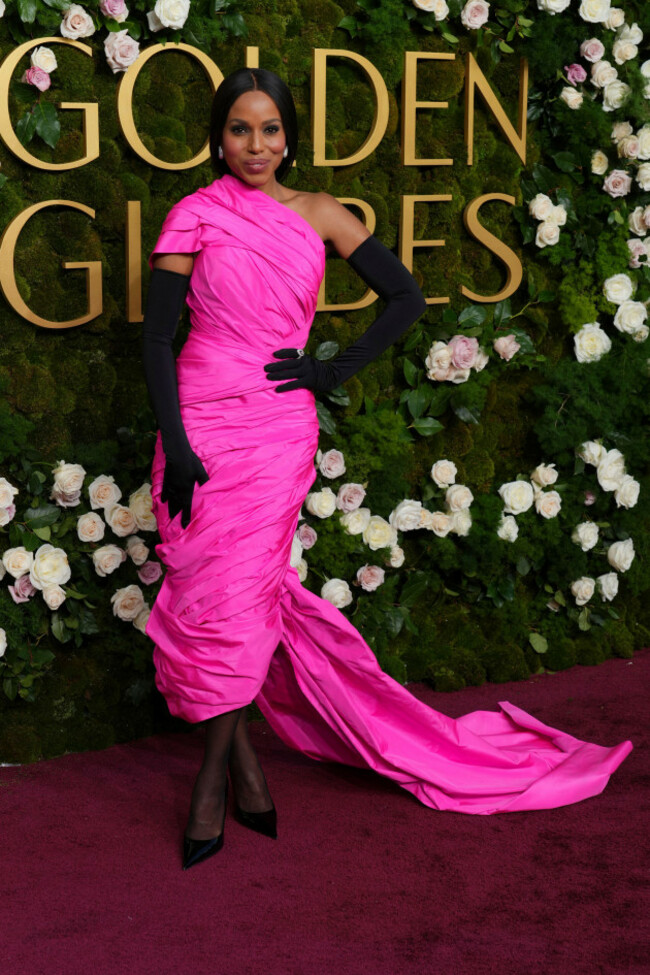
1,0,649,763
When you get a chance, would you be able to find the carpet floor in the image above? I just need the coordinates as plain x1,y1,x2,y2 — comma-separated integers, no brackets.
1,651,648,975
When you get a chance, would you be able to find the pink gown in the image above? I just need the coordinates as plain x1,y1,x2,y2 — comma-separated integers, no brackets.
146,172,632,814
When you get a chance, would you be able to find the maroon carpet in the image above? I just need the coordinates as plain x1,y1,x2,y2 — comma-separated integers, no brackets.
1,652,648,975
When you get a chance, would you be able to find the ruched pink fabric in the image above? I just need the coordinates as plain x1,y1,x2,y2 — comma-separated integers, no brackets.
146,173,632,814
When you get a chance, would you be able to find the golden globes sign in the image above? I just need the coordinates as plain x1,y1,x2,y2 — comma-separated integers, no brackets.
0,39,527,329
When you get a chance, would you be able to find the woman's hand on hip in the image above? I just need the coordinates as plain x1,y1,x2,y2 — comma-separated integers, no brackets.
263,348,338,393
160,446,209,529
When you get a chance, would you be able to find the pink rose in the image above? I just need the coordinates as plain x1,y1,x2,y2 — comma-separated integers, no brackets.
50,486,81,508
460,0,490,30
356,564,385,592
336,482,366,512
584,490,597,506
9,574,37,604
297,523,318,549
104,30,140,74
448,335,479,370
493,334,521,361
100,0,128,20
22,66,51,92
0,504,16,527
565,63,587,85
137,560,163,585
580,38,605,63
603,170,633,198
627,238,647,268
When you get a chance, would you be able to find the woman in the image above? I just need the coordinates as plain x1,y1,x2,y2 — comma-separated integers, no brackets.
142,68,632,870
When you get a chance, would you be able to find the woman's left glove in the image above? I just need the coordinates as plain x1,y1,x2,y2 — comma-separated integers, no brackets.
263,349,339,393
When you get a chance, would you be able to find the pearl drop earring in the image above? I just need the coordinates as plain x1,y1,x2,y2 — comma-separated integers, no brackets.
218,145,224,159
283,146,288,158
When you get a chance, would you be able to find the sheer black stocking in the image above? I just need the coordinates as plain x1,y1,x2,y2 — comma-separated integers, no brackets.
185,707,243,841
228,707,274,814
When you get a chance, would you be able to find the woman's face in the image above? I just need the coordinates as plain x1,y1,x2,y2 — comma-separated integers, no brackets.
221,90,287,186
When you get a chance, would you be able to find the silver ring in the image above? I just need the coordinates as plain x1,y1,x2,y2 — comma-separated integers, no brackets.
296,348,305,357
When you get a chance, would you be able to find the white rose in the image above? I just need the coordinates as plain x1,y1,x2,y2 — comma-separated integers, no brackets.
413,0,449,16
535,490,562,519
537,0,571,12
578,440,606,465
604,7,625,29
460,0,490,29
105,502,138,538
579,0,611,24
362,515,398,551
637,127,650,161
617,135,639,159
104,30,140,74
340,507,371,535
60,3,96,38
125,535,149,565
146,9,164,30
356,564,385,592
612,39,638,65
111,584,146,621
290,533,303,568
572,522,599,551
498,480,535,515
597,448,626,491
129,483,157,532
611,121,633,142
88,474,122,510
559,87,583,110
581,38,606,62
614,475,640,509
535,220,561,248
389,545,405,567
321,578,353,608
428,511,453,537
319,449,346,479
52,460,86,496
603,273,634,304
0,477,18,508
0,2,4,18
550,204,567,226
641,60,650,79
603,81,632,112
446,484,473,511
450,509,472,536
597,572,619,601
431,459,457,488
607,538,635,572
133,604,151,634
336,483,366,512
2,547,33,579
618,22,643,45
574,322,612,362
497,514,518,542
531,463,558,487
389,499,423,531
29,544,71,590
151,0,190,29
633,323,649,342
628,206,647,235
30,46,58,73
636,163,650,191
613,300,648,335
571,576,596,606
0,627,6,658
603,169,633,197
43,585,66,611
305,487,337,518
93,544,127,578
528,193,554,221
77,512,105,543
425,341,453,382
473,347,490,372
296,558,308,583
591,60,618,88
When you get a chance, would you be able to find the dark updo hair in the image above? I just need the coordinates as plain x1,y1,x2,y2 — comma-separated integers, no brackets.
209,68,298,183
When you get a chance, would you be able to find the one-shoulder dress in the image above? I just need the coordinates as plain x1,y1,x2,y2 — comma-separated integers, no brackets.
145,173,632,814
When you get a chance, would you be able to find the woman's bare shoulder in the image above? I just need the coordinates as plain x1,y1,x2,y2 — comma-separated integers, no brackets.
305,191,372,258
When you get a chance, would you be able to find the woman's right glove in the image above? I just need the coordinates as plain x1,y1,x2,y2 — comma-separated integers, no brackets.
141,267,209,529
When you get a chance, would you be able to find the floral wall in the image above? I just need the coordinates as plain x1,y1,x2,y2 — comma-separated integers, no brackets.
1,0,649,762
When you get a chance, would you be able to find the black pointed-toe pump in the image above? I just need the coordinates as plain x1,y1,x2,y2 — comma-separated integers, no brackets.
182,781,229,870
233,800,277,839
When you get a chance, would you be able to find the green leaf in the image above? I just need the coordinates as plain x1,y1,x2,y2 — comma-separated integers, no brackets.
578,607,591,632
17,0,38,23
529,633,548,654
403,358,420,387
552,151,577,173
33,526,51,542
553,590,566,607
16,111,37,146
316,400,337,435
222,11,248,35
51,613,70,643
324,385,350,406
3,678,18,702
441,31,459,44
516,557,530,576
407,386,429,419
400,572,429,607
451,402,480,425
25,505,61,528
338,15,359,31
314,341,339,360
499,41,514,54
493,299,512,326
384,608,404,638
33,101,61,149
41,0,72,8
458,305,487,328
412,416,443,437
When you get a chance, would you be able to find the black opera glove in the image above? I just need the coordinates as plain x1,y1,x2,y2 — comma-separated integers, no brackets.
141,267,209,529
263,234,427,394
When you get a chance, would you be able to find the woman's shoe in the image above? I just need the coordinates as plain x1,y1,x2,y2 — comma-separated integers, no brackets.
182,781,229,870
233,800,277,839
